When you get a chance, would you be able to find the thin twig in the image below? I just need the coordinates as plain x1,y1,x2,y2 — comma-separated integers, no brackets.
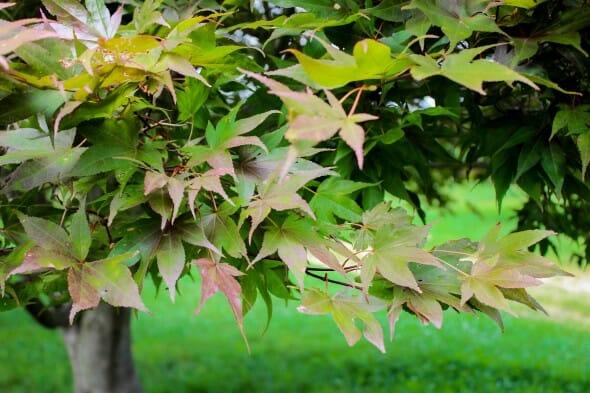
305,270,362,290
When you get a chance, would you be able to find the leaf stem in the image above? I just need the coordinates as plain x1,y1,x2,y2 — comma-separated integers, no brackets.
348,86,366,116
436,257,470,277
339,86,362,104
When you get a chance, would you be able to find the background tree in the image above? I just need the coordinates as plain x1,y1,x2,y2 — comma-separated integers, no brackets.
0,1,585,392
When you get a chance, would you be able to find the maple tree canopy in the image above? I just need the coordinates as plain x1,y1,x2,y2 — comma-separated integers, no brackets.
0,0,586,352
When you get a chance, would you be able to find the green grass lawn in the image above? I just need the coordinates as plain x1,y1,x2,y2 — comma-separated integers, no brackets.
1,182,589,393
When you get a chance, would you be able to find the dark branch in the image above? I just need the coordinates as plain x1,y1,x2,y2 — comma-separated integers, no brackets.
305,270,362,290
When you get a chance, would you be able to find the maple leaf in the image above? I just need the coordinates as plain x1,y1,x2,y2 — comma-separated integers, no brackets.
405,0,504,48
354,202,411,249
193,258,248,350
298,289,387,352
252,225,307,291
410,45,538,95
144,172,186,225
187,168,233,218
183,108,278,177
361,223,442,292
282,38,413,88
243,167,332,241
476,226,569,278
156,232,186,302
457,226,569,312
0,18,59,69
17,213,73,255
387,285,444,340
251,215,352,291
200,202,248,259
176,220,221,256
242,70,377,169
68,252,148,324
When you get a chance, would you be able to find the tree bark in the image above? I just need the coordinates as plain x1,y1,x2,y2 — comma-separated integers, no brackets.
59,303,142,393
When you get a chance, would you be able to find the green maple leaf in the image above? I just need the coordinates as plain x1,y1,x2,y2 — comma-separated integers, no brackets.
361,223,442,292
284,38,413,88
298,289,387,352
156,232,186,302
551,105,590,178
410,45,538,95
200,202,247,259
0,128,86,192
405,0,503,48
355,202,412,249
183,107,278,177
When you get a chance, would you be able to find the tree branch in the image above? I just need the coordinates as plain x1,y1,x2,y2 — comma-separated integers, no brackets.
305,270,362,290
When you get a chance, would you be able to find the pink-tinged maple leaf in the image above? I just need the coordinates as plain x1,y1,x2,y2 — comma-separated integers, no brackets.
167,177,185,225
387,286,443,340
187,168,233,218
14,247,77,273
242,71,377,169
193,258,248,349
298,289,387,352
456,226,571,312
67,252,148,324
244,168,331,240
144,172,169,195
144,171,191,227
460,256,543,314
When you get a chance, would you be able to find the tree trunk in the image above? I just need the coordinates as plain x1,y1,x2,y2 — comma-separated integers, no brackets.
59,303,142,393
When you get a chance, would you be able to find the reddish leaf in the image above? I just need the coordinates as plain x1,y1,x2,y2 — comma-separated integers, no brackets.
68,252,148,323
16,247,76,272
167,177,185,224
144,171,168,195
193,258,248,349
243,71,377,169
339,120,365,169
244,168,331,239
187,168,233,218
